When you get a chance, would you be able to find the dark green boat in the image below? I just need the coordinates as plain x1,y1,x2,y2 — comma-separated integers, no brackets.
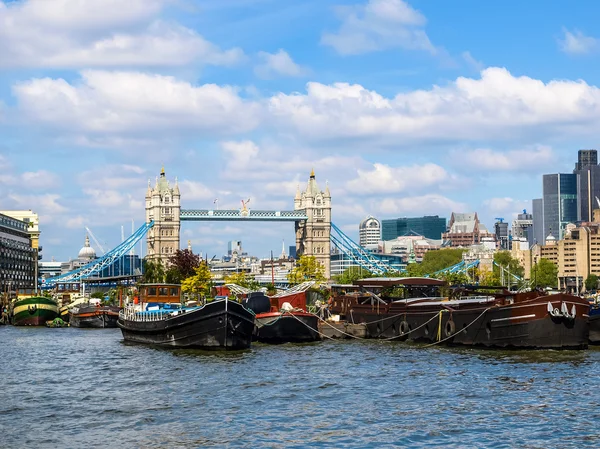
12,296,59,326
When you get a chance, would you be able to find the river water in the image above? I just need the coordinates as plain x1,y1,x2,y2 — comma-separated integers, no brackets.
2,326,600,448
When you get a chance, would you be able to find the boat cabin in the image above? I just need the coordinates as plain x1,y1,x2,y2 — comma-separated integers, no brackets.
54,282,81,306
138,283,182,305
330,277,447,316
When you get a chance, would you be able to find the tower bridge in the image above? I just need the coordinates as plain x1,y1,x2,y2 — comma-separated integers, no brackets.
145,168,332,277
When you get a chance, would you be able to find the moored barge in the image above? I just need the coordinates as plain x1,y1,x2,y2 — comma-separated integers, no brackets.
70,304,120,328
117,284,255,350
12,296,59,326
244,289,321,344
329,278,589,349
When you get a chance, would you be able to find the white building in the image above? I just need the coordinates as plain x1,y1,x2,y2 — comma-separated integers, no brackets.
359,216,381,247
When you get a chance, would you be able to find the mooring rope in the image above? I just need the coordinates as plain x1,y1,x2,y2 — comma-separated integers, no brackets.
422,307,492,348
311,309,442,341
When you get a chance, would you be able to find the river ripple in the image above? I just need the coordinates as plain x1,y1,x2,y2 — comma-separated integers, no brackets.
1,326,600,448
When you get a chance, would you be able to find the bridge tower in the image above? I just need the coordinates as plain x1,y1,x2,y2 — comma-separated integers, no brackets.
145,167,181,264
295,170,331,279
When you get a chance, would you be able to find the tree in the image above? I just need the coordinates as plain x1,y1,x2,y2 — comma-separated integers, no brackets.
181,262,213,299
335,266,373,284
585,274,599,292
439,271,469,286
141,258,165,283
168,249,200,283
492,251,524,287
90,291,104,299
223,272,260,291
419,249,465,276
288,255,326,285
530,258,558,289
405,262,424,277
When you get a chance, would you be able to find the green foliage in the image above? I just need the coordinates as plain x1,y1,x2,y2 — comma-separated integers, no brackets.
439,271,470,286
405,263,424,277
90,291,104,299
165,267,181,284
531,258,558,289
223,272,261,291
419,249,465,276
181,262,213,298
492,251,525,286
585,274,599,292
264,283,277,296
335,266,373,284
288,255,327,285
142,258,165,283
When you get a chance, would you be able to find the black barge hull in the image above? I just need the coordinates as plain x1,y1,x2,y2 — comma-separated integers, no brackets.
118,300,255,350
70,307,120,328
255,312,321,344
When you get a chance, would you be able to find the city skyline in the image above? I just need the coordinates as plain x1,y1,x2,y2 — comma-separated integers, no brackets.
1,0,600,261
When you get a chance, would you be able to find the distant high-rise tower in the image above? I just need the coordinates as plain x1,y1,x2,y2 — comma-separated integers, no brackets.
574,149,600,222
294,170,332,278
512,209,533,247
532,198,544,245
145,167,181,263
575,150,598,171
359,216,381,247
543,173,577,240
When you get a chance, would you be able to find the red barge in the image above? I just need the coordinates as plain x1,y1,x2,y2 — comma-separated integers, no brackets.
242,288,321,344
328,278,589,349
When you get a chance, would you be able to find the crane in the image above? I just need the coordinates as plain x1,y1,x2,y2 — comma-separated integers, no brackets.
84,226,106,255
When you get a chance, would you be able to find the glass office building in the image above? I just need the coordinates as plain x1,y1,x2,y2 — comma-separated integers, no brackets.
382,216,447,241
542,174,578,240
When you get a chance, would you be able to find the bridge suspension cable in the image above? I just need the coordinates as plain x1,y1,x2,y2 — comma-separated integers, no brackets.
43,221,154,288
330,223,395,275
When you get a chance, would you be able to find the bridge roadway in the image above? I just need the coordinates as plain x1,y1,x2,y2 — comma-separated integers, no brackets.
180,209,308,222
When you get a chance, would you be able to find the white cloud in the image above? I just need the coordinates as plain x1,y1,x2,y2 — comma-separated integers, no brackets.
321,0,435,55
179,180,214,201
268,67,600,143
13,71,261,136
483,197,530,221
76,165,147,189
346,162,454,194
558,28,599,55
254,49,308,79
65,215,86,230
7,193,67,215
21,170,62,189
462,51,484,72
0,0,244,68
456,146,557,172
378,194,467,215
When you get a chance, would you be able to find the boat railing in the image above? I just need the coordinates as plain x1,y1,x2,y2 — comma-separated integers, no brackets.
119,307,172,322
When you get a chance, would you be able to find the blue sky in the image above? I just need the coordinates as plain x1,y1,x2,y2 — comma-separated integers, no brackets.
1,0,600,262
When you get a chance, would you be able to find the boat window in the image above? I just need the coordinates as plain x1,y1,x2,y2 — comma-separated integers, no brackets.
170,287,179,296
159,287,168,296
148,287,157,296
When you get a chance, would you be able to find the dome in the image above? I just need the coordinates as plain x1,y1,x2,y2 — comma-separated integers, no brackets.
78,235,97,260
359,216,381,230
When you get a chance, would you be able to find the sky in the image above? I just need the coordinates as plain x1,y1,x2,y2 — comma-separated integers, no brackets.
1,0,600,262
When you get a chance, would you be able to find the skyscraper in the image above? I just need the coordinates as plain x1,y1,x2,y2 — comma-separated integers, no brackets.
574,149,600,222
532,198,544,245
542,173,578,240
512,210,533,247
